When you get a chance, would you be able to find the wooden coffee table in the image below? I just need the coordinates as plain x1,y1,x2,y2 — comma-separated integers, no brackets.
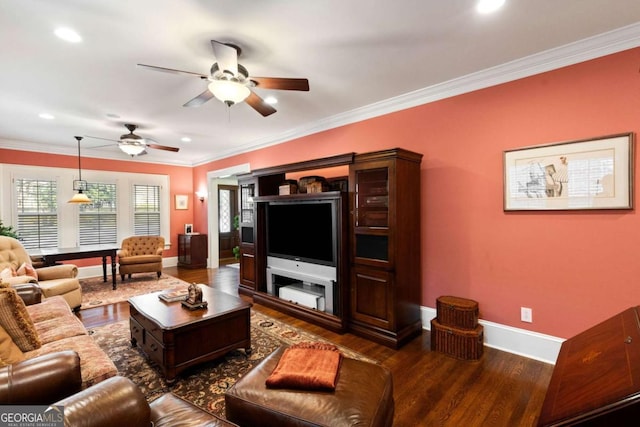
128,284,252,382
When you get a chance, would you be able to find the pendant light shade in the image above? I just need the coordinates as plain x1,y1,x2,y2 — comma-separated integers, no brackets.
68,136,91,204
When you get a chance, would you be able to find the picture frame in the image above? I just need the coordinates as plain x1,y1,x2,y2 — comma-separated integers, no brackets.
184,224,193,234
503,133,634,211
175,194,188,210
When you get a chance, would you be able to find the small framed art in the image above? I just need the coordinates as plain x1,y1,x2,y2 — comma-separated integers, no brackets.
175,194,188,210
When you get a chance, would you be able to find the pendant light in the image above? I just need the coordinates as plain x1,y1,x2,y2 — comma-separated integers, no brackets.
68,136,91,204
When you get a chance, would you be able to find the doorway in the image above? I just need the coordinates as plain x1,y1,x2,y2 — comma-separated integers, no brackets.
218,185,238,264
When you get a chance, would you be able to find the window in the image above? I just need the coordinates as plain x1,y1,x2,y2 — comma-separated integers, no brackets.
219,188,231,233
15,179,58,249
134,184,160,236
79,183,117,245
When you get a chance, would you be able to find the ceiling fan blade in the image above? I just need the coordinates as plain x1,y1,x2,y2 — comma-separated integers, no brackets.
211,40,238,75
85,135,118,143
137,63,208,78
183,89,215,107
147,143,179,152
251,77,309,91
246,91,277,117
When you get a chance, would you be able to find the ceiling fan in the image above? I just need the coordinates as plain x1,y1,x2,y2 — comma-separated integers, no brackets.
87,124,179,157
138,40,310,117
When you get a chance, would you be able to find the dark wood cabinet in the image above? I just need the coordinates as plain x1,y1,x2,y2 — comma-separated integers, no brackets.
235,149,422,348
349,148,423,348
177,234,207,268
237,173,284,295
538,306,640,426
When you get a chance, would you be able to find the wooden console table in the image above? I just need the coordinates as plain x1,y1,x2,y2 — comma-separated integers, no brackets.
30,244,119,289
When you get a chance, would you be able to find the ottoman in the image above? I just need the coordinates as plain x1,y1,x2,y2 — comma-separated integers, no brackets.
225,346,394,427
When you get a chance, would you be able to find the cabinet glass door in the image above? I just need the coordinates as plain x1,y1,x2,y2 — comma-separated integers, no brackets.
240,183,255,223
355,168,388,228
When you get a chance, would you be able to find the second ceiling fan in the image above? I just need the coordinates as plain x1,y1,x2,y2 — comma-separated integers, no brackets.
138,40,309,117
87,124,179,157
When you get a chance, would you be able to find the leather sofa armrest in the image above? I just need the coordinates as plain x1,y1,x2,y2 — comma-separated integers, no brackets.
0,351,82,404
56,376,151,427
11,282,42,305
35,264,78,280
117,249,130,257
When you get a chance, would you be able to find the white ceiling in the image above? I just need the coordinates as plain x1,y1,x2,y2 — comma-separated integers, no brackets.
1,0,639,166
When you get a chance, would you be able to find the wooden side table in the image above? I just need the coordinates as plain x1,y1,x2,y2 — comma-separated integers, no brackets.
178,233,207,268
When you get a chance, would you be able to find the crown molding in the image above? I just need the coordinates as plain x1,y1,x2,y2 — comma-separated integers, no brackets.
195,22,640,167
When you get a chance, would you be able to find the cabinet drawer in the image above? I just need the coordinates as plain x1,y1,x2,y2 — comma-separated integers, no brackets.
132,312,163,342
130,318,144,344
141,331,164,367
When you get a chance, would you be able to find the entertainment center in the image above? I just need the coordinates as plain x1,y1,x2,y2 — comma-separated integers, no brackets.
237,148,423,348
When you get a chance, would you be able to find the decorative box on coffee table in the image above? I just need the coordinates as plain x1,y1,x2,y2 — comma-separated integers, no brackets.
431,296,483,360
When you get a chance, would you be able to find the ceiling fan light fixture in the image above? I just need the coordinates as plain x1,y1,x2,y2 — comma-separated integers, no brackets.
118,142,146,156
208,80,250,105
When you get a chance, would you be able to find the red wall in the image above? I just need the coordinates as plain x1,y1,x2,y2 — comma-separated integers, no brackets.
194,48,640,338
3,48,638,338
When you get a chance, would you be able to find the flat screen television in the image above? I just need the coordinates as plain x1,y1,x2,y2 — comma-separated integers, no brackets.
266,199,337,267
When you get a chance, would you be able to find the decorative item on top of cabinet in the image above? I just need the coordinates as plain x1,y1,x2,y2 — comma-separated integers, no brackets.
349,148,423,349
178,233,207,268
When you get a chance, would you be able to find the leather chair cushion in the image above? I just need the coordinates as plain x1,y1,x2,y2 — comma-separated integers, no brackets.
118,254,162,265
150,393,238,427
225,346,395,427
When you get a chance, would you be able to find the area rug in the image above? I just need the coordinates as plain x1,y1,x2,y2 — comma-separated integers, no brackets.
80,274,189,309
89,310,374,418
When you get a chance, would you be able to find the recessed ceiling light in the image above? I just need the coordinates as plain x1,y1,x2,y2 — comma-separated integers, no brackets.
476,0,505,14
264,96,278,105
181,137,192,143
54,27,82,43
38,113,55,120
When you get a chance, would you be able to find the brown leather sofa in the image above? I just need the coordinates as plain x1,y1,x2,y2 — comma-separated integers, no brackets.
55,375,238,427
117,235,164,281
0,350,82,404
225,346,395,427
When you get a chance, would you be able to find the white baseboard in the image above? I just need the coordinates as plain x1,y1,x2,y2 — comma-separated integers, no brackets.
421,306,563,365
76,257,179,279
71,263,563,363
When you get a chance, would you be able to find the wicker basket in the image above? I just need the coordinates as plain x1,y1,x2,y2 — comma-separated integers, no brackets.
436,295,479,330
430,319,484,360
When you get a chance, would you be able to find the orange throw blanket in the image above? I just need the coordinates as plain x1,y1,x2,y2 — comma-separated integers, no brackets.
265,343,342,391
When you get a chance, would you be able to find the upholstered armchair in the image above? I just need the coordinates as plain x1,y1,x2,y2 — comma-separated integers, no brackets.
117,236,164,281
0,236,81,310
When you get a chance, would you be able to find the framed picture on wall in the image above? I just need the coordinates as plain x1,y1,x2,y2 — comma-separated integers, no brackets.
175,194,188,210
503,132,634,211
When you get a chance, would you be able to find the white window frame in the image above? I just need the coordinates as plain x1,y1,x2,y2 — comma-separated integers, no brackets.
0,164,170,248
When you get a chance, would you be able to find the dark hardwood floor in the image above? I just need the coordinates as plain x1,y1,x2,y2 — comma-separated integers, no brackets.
77,265,553,427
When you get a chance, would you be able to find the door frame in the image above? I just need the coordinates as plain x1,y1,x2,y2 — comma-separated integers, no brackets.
205,163,251,268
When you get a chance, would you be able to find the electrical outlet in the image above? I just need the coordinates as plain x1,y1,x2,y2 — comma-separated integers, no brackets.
521,307,533,323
